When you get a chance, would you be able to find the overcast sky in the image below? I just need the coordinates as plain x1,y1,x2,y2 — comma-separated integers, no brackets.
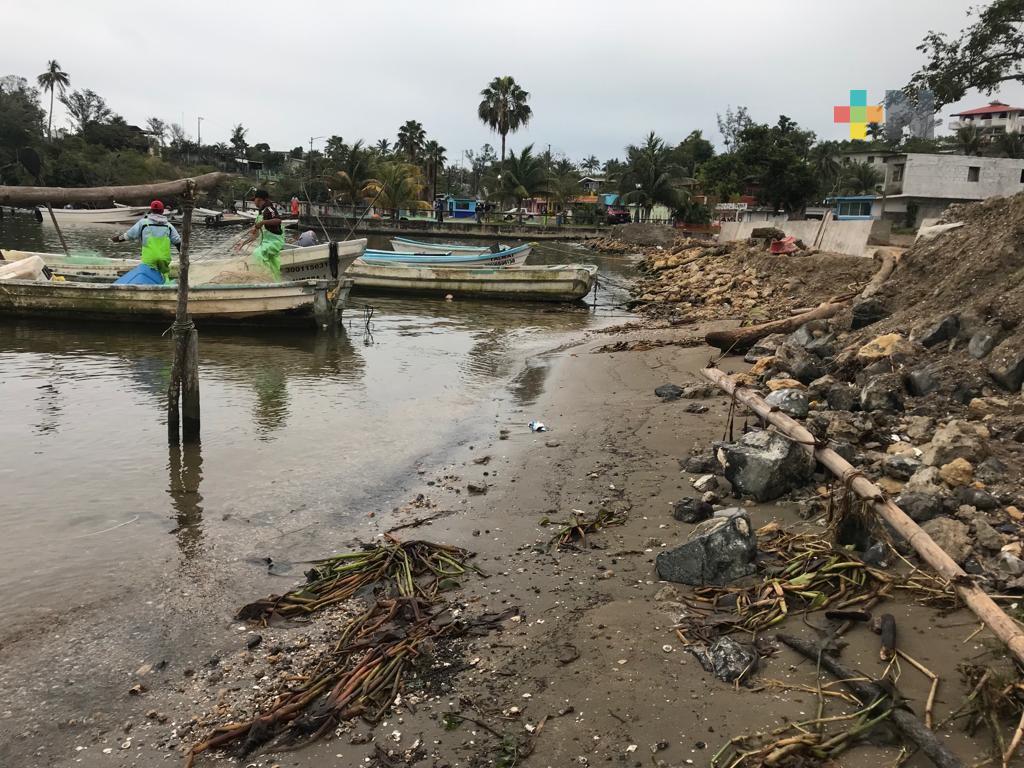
7,0,1024,163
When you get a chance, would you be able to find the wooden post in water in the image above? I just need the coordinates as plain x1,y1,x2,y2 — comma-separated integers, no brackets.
44,203,71,256
168,179,200,445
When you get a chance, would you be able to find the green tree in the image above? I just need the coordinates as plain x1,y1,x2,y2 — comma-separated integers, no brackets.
670,130,715,176
324,135,348,163
365,161,424,220
579,154,600,174
716,105,753,151
146,117,167,146
374,138,392,156
866,122,885,140
230,123,248,153
423,139,447,200
908,0,1024,108
809,142,843,197
956,124,983,155
499,144,551,223
333,140,376,206
619,132,683,222
59,89,111,132
696,152,747,199
0,76,45,183
548,168,581,222
396,120,426,162
477,75,532,166
289,145,304,159
36,60,69,140
841,162,883,194
995,130,1024,157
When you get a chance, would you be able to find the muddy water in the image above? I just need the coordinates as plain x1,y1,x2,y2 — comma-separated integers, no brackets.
0,212,635,635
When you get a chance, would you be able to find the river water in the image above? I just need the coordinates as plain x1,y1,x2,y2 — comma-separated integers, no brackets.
0,211,635,634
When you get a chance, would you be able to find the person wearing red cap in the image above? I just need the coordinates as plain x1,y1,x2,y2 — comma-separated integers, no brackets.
111,200,181,284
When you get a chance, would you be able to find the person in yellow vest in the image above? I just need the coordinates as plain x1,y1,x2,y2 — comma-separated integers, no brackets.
111,200,181,284
250,189,285,280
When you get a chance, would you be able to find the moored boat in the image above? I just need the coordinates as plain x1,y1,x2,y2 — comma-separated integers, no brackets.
361,242,531,268
39,205,149,226
390,237,497,257
347,262,597,302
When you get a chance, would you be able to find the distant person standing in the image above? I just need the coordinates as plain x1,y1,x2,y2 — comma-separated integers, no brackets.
290,196,300,217
110,200,181,284
296,229,317,248
250,189,285,280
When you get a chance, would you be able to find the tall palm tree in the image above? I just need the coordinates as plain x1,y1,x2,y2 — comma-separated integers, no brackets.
579,155,601,174
841,162,883,195
363,162,424,221
619,132,682,222
423,140,447,201
866,122,885,141
334,140,376,207
36,60,70,140
956,125,982,156
996,130,1024,159
499,144,551,223
809,144,842,197
477,76,532,167
375,138,392,156
396,120,426,162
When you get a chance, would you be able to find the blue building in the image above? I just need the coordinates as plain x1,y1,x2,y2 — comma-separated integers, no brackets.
444,196,479,219
826,195,876,220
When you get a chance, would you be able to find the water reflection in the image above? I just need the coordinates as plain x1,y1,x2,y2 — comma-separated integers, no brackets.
167,442,204,561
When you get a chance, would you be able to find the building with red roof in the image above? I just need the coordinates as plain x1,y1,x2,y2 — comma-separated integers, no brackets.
948,100,1024,137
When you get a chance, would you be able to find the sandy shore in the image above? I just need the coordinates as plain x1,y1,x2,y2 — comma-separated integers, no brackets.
0,320,996,767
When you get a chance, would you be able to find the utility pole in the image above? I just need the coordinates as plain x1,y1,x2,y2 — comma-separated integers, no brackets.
197,116,203,147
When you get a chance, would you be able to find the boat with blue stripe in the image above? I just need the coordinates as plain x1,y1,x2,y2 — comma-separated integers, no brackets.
362,242,532,268
391,237,499,257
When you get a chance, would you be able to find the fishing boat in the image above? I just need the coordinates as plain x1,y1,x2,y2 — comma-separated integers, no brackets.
390,237,497,257
347,263,598,302
0,278,351,327
361,242,531,268
38,205,149,226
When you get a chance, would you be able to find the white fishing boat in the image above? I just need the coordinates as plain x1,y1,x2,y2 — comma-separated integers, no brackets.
38,205,149,226
390,236,497,257
362,242,531,268
347,262,598,302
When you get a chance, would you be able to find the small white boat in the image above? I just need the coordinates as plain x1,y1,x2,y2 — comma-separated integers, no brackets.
390,237,496,257
347,262,598,302
362,242,531,268
39,205,149,226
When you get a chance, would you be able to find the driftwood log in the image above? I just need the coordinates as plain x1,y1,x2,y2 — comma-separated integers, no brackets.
779,634,964,768
0,172,232,207
700,366,1024,667
705,247,900,352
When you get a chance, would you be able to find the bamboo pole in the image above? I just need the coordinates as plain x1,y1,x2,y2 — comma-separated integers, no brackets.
701,366,1024,666
44,204,71,256
168,180,200,445
0,172,232,207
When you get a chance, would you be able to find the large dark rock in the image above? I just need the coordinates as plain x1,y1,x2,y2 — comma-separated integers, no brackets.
904,368,939,397
921,517,972,563
655,510,757,585
989,345,1024,392
922,420,990,466
655,384,685,401
851,297,890,329
895,491,955,523
826,383,860,411
716,430,815,502
764,388,810,419
919,314,960,348
773,343,823,384
672,497,714,523
955,486,999,511
883,455,921,481
689,637,756,683
743,333,786,364
860,374,905,412
976,457,1008,485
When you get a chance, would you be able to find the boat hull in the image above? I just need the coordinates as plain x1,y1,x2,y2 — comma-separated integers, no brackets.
39,206,149,226
390,237,494,256
362,243,530,268
347,263,597,302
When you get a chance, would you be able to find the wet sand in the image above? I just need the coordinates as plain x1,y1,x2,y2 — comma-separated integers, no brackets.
0,317,996,767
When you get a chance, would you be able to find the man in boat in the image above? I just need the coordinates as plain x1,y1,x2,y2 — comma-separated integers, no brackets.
250,189,285,280
110,200,181,284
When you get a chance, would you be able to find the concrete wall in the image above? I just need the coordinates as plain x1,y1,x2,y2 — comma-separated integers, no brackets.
719,218,872,257
901,153,1024,200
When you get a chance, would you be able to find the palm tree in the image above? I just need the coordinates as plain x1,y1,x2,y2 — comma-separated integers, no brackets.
334,140,376,207
363,162,424,221
375,138,392,156
995,131,1024,159
499,144,551,223
809,144,842,196
841,162,883,195
619,132,682,222
866,122,884,141
396,120,426,162
477,76,532,167
423,140,447,201
579,155,601,174
548,169,580,224
956,125,982,156
37,60,70,140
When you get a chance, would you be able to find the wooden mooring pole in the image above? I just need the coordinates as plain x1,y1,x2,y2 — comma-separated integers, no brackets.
44,203,71,256
168,180,200,445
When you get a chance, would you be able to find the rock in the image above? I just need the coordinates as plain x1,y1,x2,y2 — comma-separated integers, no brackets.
682,454,716,473
655,510,757,585
903,415,935,442
878,476,905,494
921,420,990,466
805,334,837,359
766,378,804,391
692,474,718,493
939,458,974,487
921,517,972,563
829,439,858,463
807,375,837,401
826,383,860,412
851,296,890,329
716,430,815,502
886,441,918,457
681,383,717,399
895,491,954,523
685,402,709,414
952,380,983,404
857,333,917,364
998,551,1024,577
988,342,1024,392
764,388,810,419
653,585,684,603
883,455,921,481
743,334,786,364
906,465,943,492
773,343,822,384
689,637,756,683
969,331,997,360
467,482,488,495
955,486,999,511
672,497,713,523
860,374,904,412
974,519,1005,551
246,634,262,650
919,314,960,348
904,368,939,397
976,457,1008,486
655,384,685,401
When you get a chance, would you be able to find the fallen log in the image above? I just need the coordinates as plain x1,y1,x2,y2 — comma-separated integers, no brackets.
779,634,964,768
700,366,1024,668
705,248,899,352
0,172,233,207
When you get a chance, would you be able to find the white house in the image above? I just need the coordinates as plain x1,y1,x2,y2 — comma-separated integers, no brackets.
948,100,1024,138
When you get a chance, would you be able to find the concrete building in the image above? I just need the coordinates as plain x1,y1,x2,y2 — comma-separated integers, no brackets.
948,100,1024,138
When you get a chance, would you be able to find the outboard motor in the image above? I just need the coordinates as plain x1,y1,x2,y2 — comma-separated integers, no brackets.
328,241,339,279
